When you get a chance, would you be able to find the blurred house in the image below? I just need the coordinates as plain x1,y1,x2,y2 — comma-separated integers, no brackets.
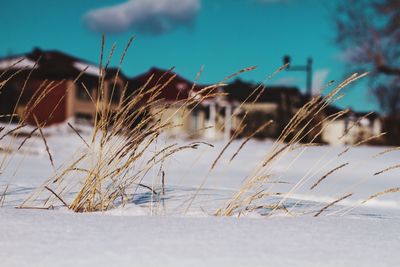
381,116,400,146
128,72,303,140
223,79,303,139
0,49,384,144
128,67,231,139
321,106,382,146
0,48,127,126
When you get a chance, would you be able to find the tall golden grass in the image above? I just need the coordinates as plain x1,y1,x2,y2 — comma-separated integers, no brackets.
17,36,226,212
213,72,394,217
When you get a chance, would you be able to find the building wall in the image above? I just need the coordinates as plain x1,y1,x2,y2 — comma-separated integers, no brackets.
150,105,191,137
16,80,69,126
66,80,75,118
71,79,126,124
0,82,18,119
372,119,382,136
11,77,127,126
148,104,225,139
235,103,280,138
321,120,346,146
322,119,382,146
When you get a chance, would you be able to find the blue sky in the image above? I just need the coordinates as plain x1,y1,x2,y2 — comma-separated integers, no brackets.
0,0,378,112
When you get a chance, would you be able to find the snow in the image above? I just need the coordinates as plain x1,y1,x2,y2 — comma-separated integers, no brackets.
0,209,399,267
73,62,101,76
1,122,400,266
0,57,37,69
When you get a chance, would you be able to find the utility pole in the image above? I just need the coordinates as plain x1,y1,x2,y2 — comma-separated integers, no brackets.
283,55,313,98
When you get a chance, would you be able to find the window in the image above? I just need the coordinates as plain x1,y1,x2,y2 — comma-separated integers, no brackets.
76,84,92,101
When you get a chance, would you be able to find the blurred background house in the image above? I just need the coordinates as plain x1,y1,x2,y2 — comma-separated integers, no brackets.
321,106,382,146
127,67,225,139
224,79,302,139
0,48,385,145
0,49,127,126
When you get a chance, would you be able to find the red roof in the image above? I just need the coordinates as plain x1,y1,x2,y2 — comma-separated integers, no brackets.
128,67,210,102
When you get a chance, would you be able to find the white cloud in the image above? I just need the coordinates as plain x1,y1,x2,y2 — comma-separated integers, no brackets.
0,57,37,69
84,0,200,34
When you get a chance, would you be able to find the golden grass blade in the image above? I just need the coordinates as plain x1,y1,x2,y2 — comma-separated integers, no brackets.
33,115,55,170
361,187,400,204
0,124,26,141
44,186,68,207
17,127,38,150
373,164,400,176
373,146,400,158
67,123,90,148
310,163,349,190
314,193,353,217
230,120,273,162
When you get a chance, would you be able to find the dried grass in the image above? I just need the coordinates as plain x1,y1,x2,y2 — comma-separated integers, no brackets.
314,193,353,217
215,72,369,217
310,163,349,190
361,187,400,204
373,164,400,176
18,36,222,212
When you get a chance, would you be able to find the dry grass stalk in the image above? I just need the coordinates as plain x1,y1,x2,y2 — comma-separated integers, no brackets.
186,65,296,214
373,164,400,176
18,36,224,212
223,66,257,82
314,193,353,217
373,146,400,158
0,184,9,207
230,120,273,162
17,128,38,150
310,163,349,190
0,57,86,207
0,58,25,80
0,66,35,200
44,186,68,207
67,123,90,148
0,124,26,141
358,130,385,148
361,187,400,204
211,122,246,170
161,171,165,195
33,116,55,170
216,72,367,217
339,111,374,140
338,132,387,157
